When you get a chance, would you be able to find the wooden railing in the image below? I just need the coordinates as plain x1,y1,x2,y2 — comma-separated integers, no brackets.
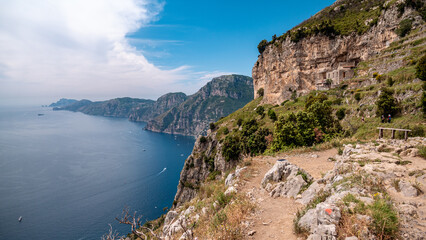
377,127,411,140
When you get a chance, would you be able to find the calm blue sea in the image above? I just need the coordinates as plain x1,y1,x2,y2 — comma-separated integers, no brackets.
0,106,195,240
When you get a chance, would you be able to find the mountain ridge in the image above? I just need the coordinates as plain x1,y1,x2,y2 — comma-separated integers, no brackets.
51,74,253,136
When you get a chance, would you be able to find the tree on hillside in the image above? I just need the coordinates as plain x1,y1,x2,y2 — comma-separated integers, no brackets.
257,40,268,54
376,88,399,117
257,88,264,97
416,54,426,80
272,101,341,151
305,93,328,109
268,108,277,121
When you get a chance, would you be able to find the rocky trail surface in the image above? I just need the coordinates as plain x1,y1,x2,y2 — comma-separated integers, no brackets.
240,149,337,239
160,138,425,240
237,139,425,240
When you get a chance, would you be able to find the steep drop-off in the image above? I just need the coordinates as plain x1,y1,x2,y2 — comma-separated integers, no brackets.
145,75,254,137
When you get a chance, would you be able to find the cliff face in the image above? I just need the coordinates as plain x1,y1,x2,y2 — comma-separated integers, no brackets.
173,132,238,206
55,97,155,118
49,98,77,108
145,75,254,137
128,92,188,122
252,0,414,105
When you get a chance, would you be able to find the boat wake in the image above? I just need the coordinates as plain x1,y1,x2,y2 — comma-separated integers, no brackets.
157,167,167,175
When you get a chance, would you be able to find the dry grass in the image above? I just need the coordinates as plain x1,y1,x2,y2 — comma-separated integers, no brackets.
193,193,256,239
338,210,370,239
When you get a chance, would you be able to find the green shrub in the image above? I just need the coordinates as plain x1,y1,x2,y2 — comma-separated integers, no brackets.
387,77,395,86
256,106,265,116
376,74,386,83
236,118,243,126
272,101,341,151
409,125,425,137
397,3,405,18
416,54,426,80
305,93,328,109
376,88,399,117
243,128,270,156
207,170,221,181
200,136,207,143
290,27,308,43
418,145,426,159
333,98,343,105
216,191,232,208
204,155,215,172
338,147,343,155
281,100,289,106
336,108,346,120
369,198,399,239
373,72,379,78
222,135,241,162
257,88,264,97
223,127,229,135
268,108,277,121
422,91,426,116
210,122,216,131
396,18,413,37
308,101,342,136
354,92,362,101
257,40,268,54
291,91,297,100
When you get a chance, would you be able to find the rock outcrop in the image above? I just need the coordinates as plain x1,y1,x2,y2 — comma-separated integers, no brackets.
49,98,77,108
145,75,254,136
54,97,155,118
128,92,188,122
252,0,423,104
261,159,313,198
173,131,240,206
289,137,426,240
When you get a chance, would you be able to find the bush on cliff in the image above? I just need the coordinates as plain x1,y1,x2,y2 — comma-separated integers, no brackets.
396,19,413,37
336,108,346,120
222,135,241,162
268,108,277,122
257,40,268,54
416,54,426,80
376,88,399,117
257,88,264,97
305,93,328,109
272,101,341,150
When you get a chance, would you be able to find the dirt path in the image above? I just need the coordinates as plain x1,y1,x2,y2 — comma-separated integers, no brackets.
240,149,337,240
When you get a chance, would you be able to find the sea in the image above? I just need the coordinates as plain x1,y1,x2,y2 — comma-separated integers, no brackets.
0,106,195,240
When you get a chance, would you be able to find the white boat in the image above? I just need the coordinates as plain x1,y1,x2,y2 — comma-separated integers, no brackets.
18,216,22,222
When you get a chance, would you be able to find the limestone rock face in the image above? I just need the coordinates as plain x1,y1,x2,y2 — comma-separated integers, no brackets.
261,159,313,198
173,133,239,207
128,92,187,122
252,4,402,105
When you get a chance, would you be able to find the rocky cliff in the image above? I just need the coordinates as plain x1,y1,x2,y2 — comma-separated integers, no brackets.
173,131,238,207
145,75,254,137
253,0,425,104
52,93,187,122
49,98,77,108
128,92,188,122
54,97,155,118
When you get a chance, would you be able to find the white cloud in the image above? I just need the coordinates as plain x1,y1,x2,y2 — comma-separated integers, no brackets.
0,0,212,103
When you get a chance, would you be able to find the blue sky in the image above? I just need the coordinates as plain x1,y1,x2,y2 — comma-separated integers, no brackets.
0,0,335,104
130,0,335,76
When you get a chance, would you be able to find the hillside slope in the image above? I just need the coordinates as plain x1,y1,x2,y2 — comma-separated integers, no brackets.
54,97,155,118
145,75,254,137
253,0,425,104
